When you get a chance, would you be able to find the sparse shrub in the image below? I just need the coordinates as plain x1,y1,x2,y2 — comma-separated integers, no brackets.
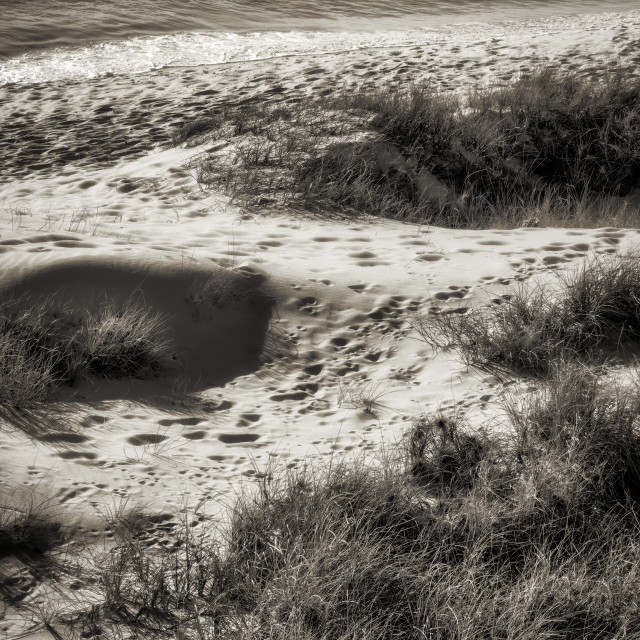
346,68,640,205
417,250,640,376
181,68,640,227
73,369,640,638
508,365,640,504
408,413,488,488
183,67,640,227
469,67,640,197
0,295,173,411
78,301,171,378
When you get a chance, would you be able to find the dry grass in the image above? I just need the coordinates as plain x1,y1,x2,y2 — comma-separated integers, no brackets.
181,67,640,228
38,367,640,638
416,250,640,376
337,378,392,417
78,300,171,378
0,294,173,411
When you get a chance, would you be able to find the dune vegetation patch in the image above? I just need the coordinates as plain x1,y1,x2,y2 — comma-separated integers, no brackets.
417,250,640,376
183,67,640,228
0,495,69,610
77,302,171,379
39,367,640,639
0,294,172,411
0,499,64,560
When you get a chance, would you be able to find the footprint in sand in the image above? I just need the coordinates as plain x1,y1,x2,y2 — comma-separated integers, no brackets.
349,251,377,259
237,413,261,427
270,390,309,401
431,305,469,316
416,253,444,262
356,259,390,267
477,239,508,246
157,417,203,427
40,432,90,444
367,308,386,320
542,255,567,266
347,283,371,294
58,485,93,503
218,433,261,444
304,363,324,376
58,451,98,460
127,434,168,446
297,296,319,314
202,399,234,412
80,414,109,428
181,431,207,440
53,240,99,248
401,239,431,247
597,236,623,246
433,290,465,301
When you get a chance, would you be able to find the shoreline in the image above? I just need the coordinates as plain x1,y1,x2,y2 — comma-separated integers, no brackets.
1,10,639,186
1,7,638,87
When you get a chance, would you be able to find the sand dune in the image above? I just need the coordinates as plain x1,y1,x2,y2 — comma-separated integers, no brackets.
1,12,640,638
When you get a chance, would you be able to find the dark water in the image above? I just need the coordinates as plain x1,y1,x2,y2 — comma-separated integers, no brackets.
0,0,637,84
1,0,636,57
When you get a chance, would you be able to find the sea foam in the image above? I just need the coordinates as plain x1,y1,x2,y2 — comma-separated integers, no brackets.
1,9,637,87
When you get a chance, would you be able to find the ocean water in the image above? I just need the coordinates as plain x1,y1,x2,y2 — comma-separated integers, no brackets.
0,0,638,85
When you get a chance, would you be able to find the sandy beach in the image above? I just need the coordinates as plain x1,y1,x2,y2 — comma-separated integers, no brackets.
1,7,640,638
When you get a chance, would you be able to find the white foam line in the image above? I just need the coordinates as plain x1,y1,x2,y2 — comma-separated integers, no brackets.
1,9,637,86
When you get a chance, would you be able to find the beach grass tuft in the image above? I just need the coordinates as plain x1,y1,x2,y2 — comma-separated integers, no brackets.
182,67,640,228
0,295,173,411
56,367,640,638
78,301,171,379
416,250,640,376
